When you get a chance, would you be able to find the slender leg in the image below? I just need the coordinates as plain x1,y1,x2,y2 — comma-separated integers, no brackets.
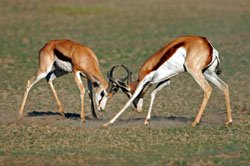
19,72,47,119
73,72,86,123
189,71,212,127
19,51,55,119
144,80,170,125
46,69,68,117
204,72,232,125
87,79,97,119
48,82,65,117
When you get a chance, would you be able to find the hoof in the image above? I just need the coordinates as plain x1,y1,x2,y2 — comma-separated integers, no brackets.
133,108,142,113
80,120,87,128
103,122,111,128
191,121,199,127
144,119,150,125
136,109,143,113
59,108,65,116
225,120,232,127
18,116,24,124
18,115,24,120
60,112,65,118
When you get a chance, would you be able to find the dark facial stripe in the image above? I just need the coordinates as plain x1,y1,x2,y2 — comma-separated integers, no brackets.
152,42,185,71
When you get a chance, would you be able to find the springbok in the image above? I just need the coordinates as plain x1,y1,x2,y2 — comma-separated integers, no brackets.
18,39,130,123
103,36,232,127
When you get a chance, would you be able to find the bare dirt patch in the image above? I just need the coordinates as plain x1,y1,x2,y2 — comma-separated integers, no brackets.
19,110,227,129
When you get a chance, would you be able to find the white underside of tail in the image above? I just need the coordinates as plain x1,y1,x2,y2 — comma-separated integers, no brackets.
206,40,220,67
205,47,220,74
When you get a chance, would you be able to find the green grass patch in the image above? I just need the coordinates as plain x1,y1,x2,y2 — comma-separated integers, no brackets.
50,6,119,16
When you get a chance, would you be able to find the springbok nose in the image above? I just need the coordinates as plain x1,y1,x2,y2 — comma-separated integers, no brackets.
97,106,104,112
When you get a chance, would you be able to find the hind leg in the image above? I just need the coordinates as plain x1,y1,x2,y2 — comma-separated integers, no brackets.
188,70,212,127
73,72,86,124
19,51,55,119
46,69,68,117
19,71,49,119
204,72,232,126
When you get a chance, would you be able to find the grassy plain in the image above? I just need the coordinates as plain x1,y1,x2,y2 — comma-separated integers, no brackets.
0,0,249,165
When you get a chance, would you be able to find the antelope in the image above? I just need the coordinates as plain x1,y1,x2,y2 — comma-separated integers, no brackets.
18,39,130,123
103,36,233,127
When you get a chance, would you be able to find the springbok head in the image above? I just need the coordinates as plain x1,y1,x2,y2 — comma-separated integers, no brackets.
97,64,132,111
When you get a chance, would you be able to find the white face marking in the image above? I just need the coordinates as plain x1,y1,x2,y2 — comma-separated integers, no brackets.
151,47,186,83
98,95,108,111
55,56,72,72
95,89,109,111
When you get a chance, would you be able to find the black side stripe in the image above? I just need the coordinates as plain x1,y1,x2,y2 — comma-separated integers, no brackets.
54,49,72,63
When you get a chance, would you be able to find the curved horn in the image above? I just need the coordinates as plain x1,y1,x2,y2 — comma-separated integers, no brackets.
107,65,117,82
106,64,132,94
106,65,122,94
120,65,132,84
107,64,132,83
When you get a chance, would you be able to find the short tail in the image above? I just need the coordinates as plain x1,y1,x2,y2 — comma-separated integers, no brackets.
216,65,222,75
214,49,222,75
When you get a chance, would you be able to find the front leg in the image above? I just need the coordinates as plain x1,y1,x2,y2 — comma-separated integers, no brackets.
87,79,98,119
132,84,152,112
144,80,170,125
73,72,86,124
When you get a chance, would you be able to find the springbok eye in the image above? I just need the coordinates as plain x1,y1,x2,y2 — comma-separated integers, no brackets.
100,91,105,97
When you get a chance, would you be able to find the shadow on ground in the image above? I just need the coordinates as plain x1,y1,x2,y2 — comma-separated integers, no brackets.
27,111,196,128
28,111,81,120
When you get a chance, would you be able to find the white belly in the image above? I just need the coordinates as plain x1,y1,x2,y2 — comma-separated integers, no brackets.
151,47,186,83
54,57,73,72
